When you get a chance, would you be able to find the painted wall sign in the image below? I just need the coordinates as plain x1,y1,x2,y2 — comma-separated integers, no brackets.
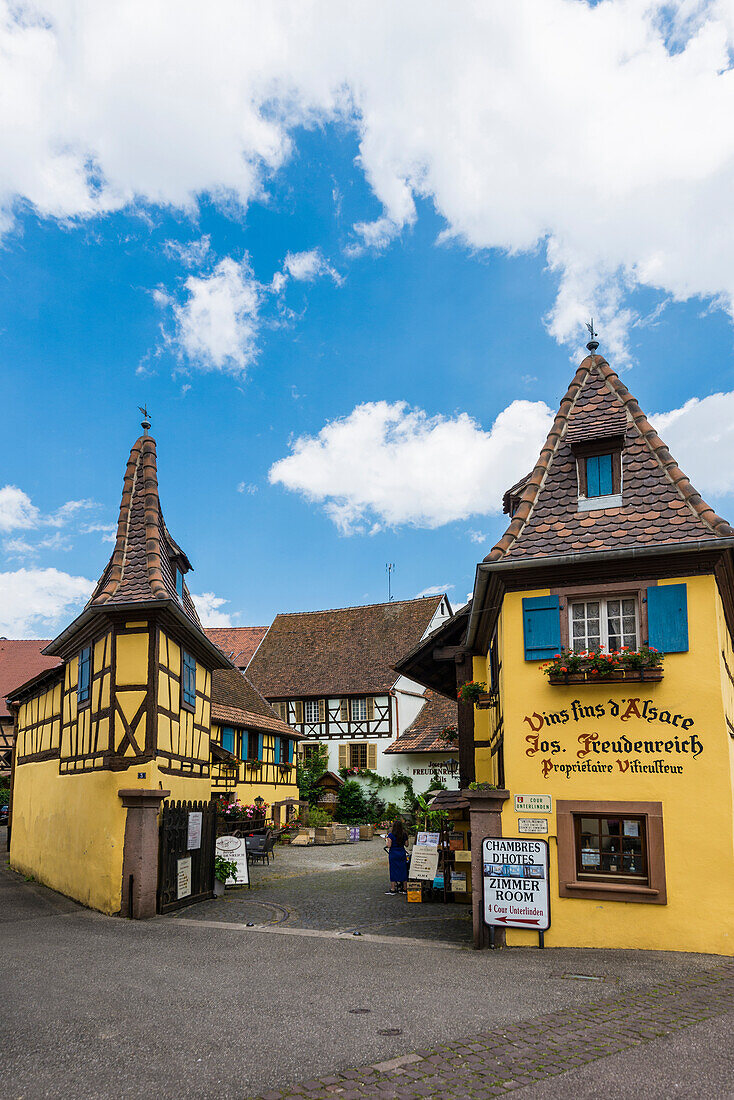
517,817,548,834
520,697,704,780
514,794,552,813
177,856,192,900
187,811,202,850
215,835,250,886
409,845,440,881
482,838,550,931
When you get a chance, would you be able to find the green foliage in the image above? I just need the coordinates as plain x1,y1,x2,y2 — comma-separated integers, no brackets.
427,775,447,792
296,744,329,806
214,856,238,883
307,807,331,827
335,780,368,825
0,782,10,805
468,781,499,791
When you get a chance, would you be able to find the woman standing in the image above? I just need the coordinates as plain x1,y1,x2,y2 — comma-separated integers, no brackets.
385,817,409,894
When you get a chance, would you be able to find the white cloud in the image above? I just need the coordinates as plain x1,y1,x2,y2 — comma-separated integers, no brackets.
236,482,258,495
158,257,261,375
467,530,487,544
164,236,212,268
651,391,734,498
191,591,233,627
0,568,92,638
415,584,454,598
269,399,554,533
0,487,40,532
3,3,734,357
282,249,341,285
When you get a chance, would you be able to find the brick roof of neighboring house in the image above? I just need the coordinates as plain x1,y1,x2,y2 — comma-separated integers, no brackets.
87,430,202,627
211,669,302,738
384,691,458,754
205,627,268,669
487,354,734,562
247,596,446,698
0,640,61,718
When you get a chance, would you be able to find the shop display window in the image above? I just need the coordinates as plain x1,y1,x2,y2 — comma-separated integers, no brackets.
574,814,647,882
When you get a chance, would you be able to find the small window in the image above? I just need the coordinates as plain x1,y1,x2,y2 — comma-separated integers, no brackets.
279,737,292,764
175,567,184,601
575,814,647,881
351,698,367,722
182,650,196,710
349,743,368,769
304,700,320,724
221,726,235,754
301,743,321,763
585,453,613,498
246,731,259,761
570,597,638,652
273,701,288,722
78,646,92,705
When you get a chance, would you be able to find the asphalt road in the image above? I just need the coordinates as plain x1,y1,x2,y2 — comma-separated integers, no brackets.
2,830,732,1099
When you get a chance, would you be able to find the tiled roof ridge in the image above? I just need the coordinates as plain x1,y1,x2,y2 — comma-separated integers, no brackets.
272,594,443,619
486,362,589,561
91,434,168,605
485,355,732,563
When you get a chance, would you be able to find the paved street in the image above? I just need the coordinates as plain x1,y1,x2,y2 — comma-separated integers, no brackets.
3,830,733,1099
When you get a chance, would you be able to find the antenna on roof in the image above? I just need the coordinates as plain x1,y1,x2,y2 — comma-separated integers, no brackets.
138,406,151,434
585,318,599,354
386,562,396,602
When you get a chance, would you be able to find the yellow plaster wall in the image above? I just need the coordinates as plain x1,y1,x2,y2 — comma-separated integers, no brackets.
475,574,734,955
16,680,61,758
157,629,210,768
10,759,163,914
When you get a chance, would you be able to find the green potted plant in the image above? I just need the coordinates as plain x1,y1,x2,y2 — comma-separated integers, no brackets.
457,680,493,707
214,855,238,895
543,649,585,684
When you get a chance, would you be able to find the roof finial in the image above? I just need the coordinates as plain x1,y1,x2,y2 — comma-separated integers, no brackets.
585,318,599,355
138,405,151,435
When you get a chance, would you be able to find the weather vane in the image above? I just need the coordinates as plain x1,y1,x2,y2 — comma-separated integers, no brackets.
138,405,151,433
585,318,599,354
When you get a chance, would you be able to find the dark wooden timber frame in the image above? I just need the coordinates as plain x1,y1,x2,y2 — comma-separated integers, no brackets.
269,694,393,741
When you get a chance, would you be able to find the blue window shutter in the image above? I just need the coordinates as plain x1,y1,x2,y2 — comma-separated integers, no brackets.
274,737,281,764
647,584,688,653
289,740,294,763
522,595,562,661
257,733,263,761
586,455,600,497
175,568,184,599
78,646,91,702
598,454,613,495
222,727,234,754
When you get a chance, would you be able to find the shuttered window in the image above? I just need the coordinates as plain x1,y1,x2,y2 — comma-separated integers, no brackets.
349,743,368,768
366,697,375,721
647,584,688,653
175,567,184,601
78,646,92,705
294,701,304,724
182,650,196,709
318,698,326,723
586,454,613,497
522,595,562,660
338,743,347,769
257,733,264,761
304,700,320,724
339,698,349,721
351,698,367,722
274,737,281,764
367,743,377,769
221,727,235,754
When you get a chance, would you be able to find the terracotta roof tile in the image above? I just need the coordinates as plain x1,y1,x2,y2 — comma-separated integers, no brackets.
204,627,268,669
87,432,201,627
0,640,60,718
383,691,458,754
247,597,446,698
210,669,301,738
487,355,733,561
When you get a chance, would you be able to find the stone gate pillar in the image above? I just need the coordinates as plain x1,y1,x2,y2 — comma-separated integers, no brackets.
118,788,169,919
464,788,510,949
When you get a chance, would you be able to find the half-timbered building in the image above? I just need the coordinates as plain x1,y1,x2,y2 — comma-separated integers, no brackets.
246,596,451,777
6,419,299,913
0,639,59,776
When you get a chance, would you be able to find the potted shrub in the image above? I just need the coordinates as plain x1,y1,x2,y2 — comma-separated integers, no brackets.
543,649,585,684
214,855,238,896
458,680,493,707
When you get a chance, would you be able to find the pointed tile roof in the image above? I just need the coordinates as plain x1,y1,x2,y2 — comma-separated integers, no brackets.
487,354,733,562
384,690,458,754
210,669,302,738
87,431,201,626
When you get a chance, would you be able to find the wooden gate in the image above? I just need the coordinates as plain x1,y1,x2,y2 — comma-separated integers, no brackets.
157,799,216,914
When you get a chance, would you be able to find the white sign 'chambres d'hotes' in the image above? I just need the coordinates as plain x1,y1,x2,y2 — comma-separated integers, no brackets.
482,837,550,931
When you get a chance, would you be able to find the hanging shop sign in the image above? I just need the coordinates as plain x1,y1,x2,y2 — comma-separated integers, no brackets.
517,818,548,834
187,811,202,850
216,835,250,886
482,837,550,931
514,794,551,814
177,856,192,900
409,845,440,881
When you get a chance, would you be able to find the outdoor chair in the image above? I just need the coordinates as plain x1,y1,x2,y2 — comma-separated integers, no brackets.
245,834,268,865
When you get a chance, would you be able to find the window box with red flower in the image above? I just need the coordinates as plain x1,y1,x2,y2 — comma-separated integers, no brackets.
544,646,664,685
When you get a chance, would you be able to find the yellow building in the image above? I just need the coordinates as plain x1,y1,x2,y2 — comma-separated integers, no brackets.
398,347,734,956
7,418,299,915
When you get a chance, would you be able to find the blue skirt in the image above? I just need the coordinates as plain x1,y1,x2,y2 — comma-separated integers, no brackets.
388,846,409,882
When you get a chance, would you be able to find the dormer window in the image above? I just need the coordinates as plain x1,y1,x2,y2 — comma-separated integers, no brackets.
572,438,623,511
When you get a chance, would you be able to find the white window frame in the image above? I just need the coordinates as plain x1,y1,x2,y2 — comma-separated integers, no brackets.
303,699,321,725
350,698,367,722
569,596,639,652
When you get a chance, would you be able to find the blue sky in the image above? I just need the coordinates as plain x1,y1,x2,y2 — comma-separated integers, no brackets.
2,1,734,636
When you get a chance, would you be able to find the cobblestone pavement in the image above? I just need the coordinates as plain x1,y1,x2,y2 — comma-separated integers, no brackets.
181,839,473,946
254,961,734,1099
